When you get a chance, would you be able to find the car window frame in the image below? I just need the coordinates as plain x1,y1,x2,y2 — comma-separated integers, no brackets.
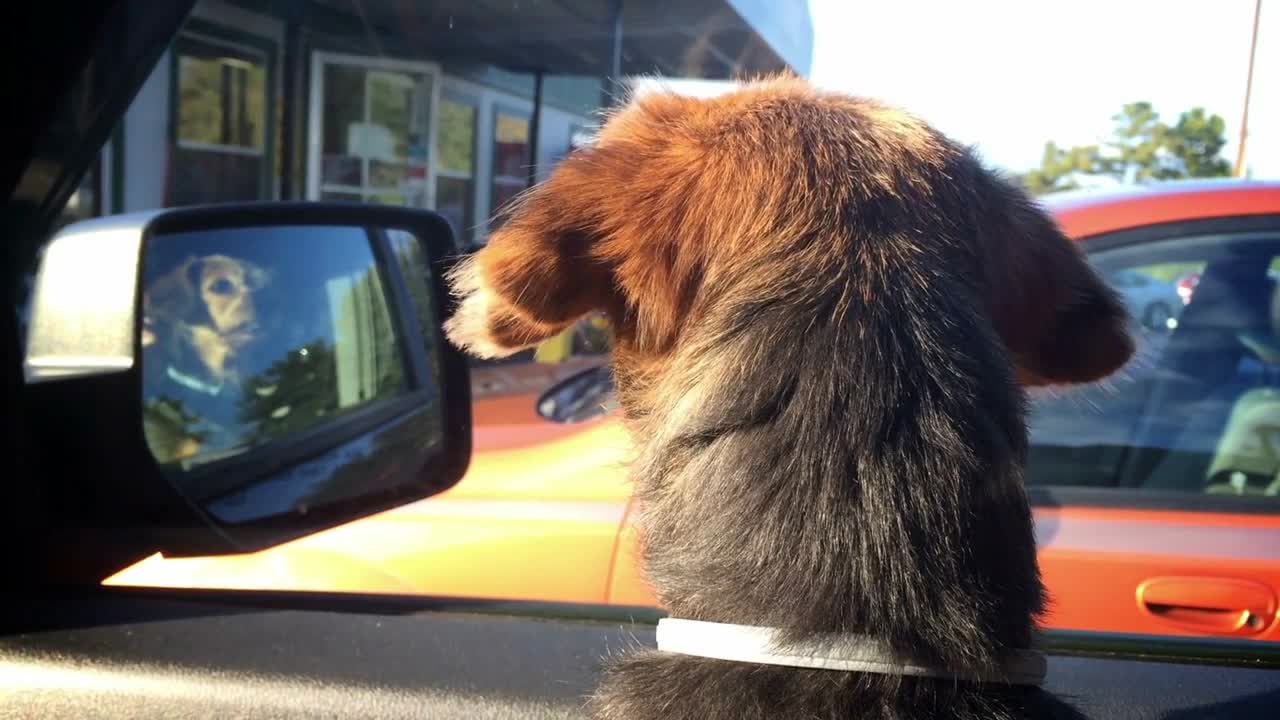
1028,211,1280,516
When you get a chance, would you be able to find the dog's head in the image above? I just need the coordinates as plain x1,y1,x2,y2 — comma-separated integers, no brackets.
144,253,271,379
444,75,1133,419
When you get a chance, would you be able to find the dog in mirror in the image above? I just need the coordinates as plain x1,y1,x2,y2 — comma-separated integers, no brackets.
141,253,271,463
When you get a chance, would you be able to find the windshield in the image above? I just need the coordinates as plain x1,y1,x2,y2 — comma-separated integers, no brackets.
25,0,1280,649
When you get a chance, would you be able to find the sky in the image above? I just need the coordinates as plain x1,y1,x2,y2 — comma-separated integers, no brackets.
805,0,1278,178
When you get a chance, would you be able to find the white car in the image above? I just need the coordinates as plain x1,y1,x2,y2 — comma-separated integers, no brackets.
1107,268,1184,330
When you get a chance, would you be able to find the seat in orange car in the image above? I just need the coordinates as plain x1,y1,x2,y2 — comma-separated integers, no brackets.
1137,253,1280,492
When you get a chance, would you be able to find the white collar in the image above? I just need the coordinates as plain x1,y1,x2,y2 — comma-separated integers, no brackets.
655,618,1047,686
167,365,225,396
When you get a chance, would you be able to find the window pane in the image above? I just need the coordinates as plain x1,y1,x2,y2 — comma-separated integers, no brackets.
493,110,530,179
319,62,432,206
169,149,265,205
170,32,270,206
369,158,408,189
321,191,363,203
321,64,366,164
435,175,474,248
140,225,407,472
490,179,526,225
438,98,476,175
176,36,267,150
1027,233,1280,499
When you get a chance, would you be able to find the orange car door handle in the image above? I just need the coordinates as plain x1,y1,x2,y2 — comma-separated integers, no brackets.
1137,577,1277,635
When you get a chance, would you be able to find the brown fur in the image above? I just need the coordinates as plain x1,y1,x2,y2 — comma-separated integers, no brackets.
445,74,1133,719
143,253,270,384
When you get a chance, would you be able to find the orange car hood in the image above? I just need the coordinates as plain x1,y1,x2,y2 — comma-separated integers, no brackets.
105,403,635,593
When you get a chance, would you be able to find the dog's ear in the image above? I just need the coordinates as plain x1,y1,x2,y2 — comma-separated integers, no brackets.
144,255,202,326
444,151,616,359
976,174,1134,387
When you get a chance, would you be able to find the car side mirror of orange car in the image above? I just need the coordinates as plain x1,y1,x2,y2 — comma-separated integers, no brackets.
23,202,472,568
536,364,616,423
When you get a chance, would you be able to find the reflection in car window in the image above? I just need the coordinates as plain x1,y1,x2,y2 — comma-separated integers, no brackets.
140,225,406,471
1028,231,1280,501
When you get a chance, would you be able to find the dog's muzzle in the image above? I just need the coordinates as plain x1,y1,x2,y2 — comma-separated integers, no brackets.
655,618,1047,686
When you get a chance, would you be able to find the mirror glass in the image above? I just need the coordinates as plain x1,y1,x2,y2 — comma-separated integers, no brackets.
139,224,432,480
536,364,617,423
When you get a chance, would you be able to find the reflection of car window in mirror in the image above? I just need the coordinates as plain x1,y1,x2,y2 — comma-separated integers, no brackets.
139,224,409,474
385,228,443,386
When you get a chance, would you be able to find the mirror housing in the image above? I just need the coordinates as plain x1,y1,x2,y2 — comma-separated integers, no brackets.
535,364,616,424
23,202,471,572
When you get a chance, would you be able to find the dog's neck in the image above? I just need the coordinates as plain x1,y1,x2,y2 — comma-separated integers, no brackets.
617,278,1044,676
186,325,241,386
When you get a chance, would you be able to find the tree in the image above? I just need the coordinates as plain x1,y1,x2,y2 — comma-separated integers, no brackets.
1167,107,1231,178
1020,101,1231,195
237,339,339,443
1020,141,1103,195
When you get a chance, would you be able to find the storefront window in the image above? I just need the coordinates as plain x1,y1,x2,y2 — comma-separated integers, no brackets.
315,55,434,208
435,94,478,248
489,106,530,229
168,30,272,206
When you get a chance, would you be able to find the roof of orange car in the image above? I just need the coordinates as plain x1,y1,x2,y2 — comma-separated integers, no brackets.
1041,178,1280,240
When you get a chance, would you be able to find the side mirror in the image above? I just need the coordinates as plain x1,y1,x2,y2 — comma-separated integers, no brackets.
23,202,471,566
535,364,616,423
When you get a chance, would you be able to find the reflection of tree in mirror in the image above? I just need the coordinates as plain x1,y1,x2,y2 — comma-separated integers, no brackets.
237,339,339,444
143,395,212,464
236,260,406,447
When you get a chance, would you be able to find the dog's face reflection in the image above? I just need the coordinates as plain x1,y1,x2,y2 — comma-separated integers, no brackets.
144,253,271,380
196,254,265,348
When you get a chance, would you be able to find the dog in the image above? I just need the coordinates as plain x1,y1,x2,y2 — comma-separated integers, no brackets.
444,74,1134,719
141,253,270,462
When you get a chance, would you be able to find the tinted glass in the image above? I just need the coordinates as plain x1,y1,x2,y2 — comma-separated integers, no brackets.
385,227,444,387
1028,231,1280,501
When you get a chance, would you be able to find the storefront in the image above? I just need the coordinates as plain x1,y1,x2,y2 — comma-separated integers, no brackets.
54,0,811,397
89,0,811,247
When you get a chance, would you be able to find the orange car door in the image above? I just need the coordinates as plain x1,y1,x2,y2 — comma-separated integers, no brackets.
1025,216,1280,641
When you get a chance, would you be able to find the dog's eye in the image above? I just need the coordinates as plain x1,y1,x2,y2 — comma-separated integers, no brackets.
209,278,236,296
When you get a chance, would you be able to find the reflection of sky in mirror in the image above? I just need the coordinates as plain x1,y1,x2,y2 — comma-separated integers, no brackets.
144,224,380,378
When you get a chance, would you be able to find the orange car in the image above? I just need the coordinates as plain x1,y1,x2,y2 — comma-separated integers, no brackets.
108,178,1280,642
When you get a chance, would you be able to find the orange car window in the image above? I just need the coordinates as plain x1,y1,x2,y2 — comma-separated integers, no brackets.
1028,227,1280,503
